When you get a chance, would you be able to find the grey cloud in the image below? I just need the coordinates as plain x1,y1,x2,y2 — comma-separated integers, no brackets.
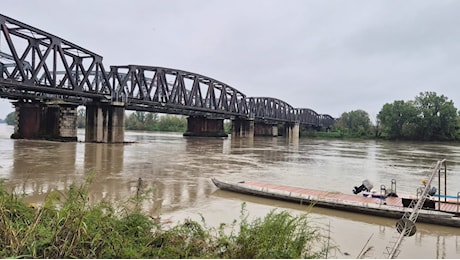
1,0,459,121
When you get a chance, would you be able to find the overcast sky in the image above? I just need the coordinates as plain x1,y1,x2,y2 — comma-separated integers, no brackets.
1,0,460,122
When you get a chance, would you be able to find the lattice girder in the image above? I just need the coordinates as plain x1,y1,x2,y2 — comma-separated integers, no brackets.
0,14,111,98
110,65,248,117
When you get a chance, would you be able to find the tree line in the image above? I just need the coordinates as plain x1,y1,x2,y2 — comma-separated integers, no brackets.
124,111,186,132
80,110,187,132
334,91,460,141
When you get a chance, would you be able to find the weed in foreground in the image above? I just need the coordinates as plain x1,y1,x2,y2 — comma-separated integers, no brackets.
0,179,332,258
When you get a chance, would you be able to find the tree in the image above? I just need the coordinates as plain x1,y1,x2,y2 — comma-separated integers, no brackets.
124,112,186,132
377,92,458,140
335,109,372,136
5,112,15,125
414,91,458,140
377,100,418,139
125,112,154,130
77,108,86,128
144,112,157,130
156,115,186,132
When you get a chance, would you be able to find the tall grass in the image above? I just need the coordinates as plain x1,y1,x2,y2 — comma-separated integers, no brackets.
0,178,331,258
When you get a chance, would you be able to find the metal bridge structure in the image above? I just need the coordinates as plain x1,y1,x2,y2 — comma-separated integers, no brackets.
0,13,334,142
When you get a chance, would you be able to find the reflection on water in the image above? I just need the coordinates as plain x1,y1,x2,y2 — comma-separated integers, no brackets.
1,123,460,258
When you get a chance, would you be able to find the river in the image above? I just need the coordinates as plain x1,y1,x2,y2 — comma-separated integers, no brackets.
0,123,459,258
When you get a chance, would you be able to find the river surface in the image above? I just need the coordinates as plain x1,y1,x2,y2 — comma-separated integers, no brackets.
1,123,460,258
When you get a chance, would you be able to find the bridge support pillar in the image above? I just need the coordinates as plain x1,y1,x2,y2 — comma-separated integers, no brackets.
85,102,125,143
11,101,78,141
183,116,227,137
254,122,278,136
285,122,300,140
231,118,254,138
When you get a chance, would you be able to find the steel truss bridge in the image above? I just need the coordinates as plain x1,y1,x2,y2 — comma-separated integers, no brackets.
0,13,335,128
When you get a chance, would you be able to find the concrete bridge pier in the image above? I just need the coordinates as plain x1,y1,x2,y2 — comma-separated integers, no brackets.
231,118,254,138
285,122,300,140
254,122,278,137
183,116,228,137
85,102,125,143
11,101,78,141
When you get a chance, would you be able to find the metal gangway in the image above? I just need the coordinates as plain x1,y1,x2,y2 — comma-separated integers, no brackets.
384,159,447,259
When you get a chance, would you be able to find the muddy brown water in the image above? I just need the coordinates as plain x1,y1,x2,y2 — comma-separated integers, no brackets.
1,123,460,258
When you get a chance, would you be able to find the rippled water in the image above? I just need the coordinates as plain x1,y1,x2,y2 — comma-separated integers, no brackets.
1,123,460,258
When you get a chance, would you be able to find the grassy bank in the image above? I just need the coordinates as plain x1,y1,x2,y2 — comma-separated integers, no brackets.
0,178,331,258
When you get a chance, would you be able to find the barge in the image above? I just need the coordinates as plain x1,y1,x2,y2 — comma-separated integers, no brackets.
211,178,460,228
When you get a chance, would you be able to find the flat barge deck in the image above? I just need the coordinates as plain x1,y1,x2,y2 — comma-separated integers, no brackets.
211,178,460,228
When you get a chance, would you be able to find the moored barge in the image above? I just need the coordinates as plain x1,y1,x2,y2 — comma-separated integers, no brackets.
211,178,460,228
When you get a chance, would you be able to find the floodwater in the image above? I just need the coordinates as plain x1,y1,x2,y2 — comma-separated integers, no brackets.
1,123,460,258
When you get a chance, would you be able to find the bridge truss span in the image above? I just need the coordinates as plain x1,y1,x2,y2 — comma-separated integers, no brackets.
295,108,319,126
247,98,335,128
0,14,111,102
247,97,297,123
318,114,335,127
110,65,249,117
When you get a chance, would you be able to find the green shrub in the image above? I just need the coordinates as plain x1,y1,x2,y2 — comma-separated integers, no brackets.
217,204,329,258
0,179,331,258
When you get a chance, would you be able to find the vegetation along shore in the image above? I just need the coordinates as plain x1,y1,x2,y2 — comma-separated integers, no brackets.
0,177,332,258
